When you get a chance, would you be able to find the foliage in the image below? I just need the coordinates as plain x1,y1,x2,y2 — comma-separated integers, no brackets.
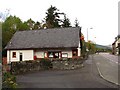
20,21,30,30
34,21,41,30
45,5,61,28
44,5,71,28
2,16,23,56
26,18,35,30
2,72,17,88
62,14,71,27
81,40,88,58
2,15,23,32
85,41,96,54
2,15,22,48
74,18,79,27
40,59,53,69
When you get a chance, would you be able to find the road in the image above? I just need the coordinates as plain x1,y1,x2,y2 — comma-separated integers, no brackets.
98,53,118,64
94,53,119,85
16,54,118,88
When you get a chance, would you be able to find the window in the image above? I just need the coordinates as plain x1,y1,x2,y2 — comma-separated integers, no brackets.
54,52,59,58
72,49,78,57
48,52,60,58
62,53,68,58
12,52,16,58
48,52,53,58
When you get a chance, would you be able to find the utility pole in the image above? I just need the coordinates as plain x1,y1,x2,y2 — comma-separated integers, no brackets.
87,27,93,42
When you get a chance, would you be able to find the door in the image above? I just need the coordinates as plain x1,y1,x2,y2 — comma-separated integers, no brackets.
20,53,23,61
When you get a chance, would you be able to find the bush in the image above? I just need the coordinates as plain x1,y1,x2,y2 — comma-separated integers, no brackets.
40,59,53,69
2,72,17,88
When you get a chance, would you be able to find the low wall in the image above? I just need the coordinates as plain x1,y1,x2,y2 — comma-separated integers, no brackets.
10,58,84,75
10,60,52,75
52,59,84,70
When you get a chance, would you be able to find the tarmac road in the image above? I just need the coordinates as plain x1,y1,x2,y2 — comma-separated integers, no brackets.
16,55,118,88
94,53,119,85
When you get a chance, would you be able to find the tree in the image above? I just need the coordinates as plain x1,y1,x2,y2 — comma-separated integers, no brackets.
85,40,96,54
45,5,63,28
2,15,23,32
20,21,29,30
33,21,41,30
62,14,71,27
74,18,79,27
26,18,35,30
80,32,87,57
2,15,23,49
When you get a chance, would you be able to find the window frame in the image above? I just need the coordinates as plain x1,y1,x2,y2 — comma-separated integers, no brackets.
12,52,16,58
62,53,68,58
72,49,78,57
48,51,60,58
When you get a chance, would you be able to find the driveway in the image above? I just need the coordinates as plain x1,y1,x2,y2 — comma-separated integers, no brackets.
16,55,118,88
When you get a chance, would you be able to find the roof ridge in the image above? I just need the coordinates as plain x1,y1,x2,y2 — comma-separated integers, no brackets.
16,27,80,32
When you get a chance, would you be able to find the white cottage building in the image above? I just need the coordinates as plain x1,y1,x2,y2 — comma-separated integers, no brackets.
5,27,82,64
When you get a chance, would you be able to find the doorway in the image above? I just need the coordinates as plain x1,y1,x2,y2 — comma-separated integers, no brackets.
20,53,23,61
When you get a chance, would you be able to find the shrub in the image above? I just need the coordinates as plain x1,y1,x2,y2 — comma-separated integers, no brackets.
40,59,53,69
2,72,17,88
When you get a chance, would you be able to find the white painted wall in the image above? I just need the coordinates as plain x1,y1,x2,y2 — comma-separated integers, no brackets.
7,50,10,64
7,50,34,64
77,48,81,56
115,38,120,55
77,41,81,56
62,50,72,58
7,48,81,64
34,50,45,58
116,38,120,47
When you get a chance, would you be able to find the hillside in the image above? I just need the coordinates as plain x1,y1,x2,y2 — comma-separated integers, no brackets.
95,44,112,50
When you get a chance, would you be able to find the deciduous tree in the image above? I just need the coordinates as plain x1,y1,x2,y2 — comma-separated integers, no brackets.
2,15,23,49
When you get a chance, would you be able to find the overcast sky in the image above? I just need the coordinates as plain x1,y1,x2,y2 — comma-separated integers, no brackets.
0,0,119,46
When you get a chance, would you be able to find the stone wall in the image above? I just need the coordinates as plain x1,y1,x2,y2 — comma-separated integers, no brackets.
10,58,84,75
52,58,84,70
10,59,52,75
